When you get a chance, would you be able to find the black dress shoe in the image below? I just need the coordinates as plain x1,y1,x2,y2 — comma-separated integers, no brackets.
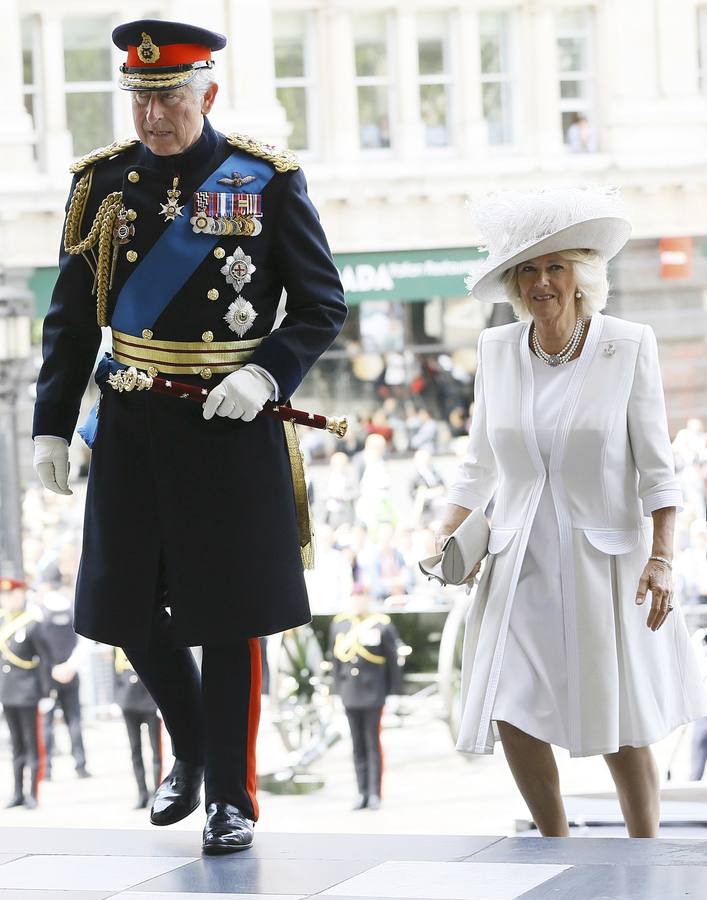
150,760,204,826
202,802,254,854
4,795,24,809
351,794,368,810
367,794,381,810
76,766,91,779
24,794,38,810
135,792,150,810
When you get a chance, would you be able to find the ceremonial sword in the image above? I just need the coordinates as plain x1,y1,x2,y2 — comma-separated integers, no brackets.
106,366,348,438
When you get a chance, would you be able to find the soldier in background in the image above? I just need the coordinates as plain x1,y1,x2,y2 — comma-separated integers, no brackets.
329,587,405,810
114,649,163,809
38,586,90,780
0,578,53,809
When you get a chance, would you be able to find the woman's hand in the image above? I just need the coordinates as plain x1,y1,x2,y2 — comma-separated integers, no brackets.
435,503,481,588
635,558,674,631
435,503,472,552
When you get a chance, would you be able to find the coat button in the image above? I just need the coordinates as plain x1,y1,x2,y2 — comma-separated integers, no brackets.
142,329,153,340
207,288,219,301
126,209,137,221
2,664,10,673
351,667,359,676
202,331,214,343
200,367,212,380
126,250,138,263
147,366,158,378
129,674,138,684
213,247,225,259
128,170,140,183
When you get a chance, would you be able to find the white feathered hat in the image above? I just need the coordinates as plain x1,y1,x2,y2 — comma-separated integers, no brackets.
465,186,632,303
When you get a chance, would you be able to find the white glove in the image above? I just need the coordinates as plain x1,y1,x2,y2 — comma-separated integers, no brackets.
202,366,273,423
38,697,56,715
34,436,72,495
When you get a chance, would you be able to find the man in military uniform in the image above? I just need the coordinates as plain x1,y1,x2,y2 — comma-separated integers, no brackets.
38,587,90,780
0,578,53,809
329,588,404,810
32,19,346,852
114,649,163,809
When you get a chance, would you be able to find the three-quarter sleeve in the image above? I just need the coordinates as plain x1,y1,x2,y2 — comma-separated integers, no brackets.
446,330,498,511
627,324,683,516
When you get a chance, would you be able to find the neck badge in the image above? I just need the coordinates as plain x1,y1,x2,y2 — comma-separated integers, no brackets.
190,191,262,236
160,177,184,222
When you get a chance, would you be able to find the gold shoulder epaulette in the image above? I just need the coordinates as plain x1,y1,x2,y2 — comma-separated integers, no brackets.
69,137,139,175
226,133,299,174
333,613,353,623
368,613,391,625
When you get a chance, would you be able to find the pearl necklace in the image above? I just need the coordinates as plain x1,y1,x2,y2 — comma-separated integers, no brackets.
532,318,585,367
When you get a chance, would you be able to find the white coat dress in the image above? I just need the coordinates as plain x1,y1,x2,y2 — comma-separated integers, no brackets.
448,313,707,757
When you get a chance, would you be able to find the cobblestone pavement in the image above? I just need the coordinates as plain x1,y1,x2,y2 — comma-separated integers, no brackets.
0,701,693,836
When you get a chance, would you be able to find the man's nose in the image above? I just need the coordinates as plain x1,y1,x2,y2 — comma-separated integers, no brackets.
144,97,164,122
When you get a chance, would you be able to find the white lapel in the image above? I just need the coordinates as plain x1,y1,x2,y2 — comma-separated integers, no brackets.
518,322,545,477
548,312,604,470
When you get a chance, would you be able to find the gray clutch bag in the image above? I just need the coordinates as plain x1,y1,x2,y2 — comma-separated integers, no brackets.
419,507,490,586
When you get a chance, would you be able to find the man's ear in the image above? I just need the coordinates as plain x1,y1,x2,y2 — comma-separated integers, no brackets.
201,82,219,115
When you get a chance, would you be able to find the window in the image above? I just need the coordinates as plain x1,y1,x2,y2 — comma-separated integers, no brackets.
353,13,393,150
274,13,316,153
21,16,41,160
63,17,117,157
556,7,597,151
417,12,452,148
479,11,515,146
698,6,707,95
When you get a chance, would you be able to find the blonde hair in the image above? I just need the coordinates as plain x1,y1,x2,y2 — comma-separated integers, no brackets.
501,249,609,321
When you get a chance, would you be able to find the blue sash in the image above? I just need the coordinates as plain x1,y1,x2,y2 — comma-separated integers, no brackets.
111,150,275,335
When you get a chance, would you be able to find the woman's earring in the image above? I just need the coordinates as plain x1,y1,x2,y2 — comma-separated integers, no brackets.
575,290,582,300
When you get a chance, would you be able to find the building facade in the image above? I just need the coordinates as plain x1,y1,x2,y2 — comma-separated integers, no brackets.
2,0,707,427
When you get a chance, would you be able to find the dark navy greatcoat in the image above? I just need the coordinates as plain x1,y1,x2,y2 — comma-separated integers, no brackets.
33,117,347,648
328,613,404,709
0,610,52,707
114,652,158,714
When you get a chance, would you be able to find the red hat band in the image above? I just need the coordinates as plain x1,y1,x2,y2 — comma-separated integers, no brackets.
126,42,212,69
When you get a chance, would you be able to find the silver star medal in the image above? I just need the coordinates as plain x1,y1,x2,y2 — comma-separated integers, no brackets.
220,247,256,292
224,296,258,337
160,176,184,222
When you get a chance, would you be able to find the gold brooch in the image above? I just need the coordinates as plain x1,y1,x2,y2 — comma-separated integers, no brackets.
137,32,160,65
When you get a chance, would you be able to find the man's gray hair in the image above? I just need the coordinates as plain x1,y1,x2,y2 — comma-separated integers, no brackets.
189,67,217,100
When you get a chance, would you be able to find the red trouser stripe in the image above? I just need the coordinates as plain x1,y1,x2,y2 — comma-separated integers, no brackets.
246,638,262,820
36,709,46,798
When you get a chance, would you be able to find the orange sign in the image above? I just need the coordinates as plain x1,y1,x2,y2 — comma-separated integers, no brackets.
659,236,693,280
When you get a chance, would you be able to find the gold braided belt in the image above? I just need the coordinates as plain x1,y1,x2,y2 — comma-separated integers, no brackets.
112,329,263,378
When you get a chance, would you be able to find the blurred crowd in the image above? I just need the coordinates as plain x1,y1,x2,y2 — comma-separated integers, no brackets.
13,412,707,693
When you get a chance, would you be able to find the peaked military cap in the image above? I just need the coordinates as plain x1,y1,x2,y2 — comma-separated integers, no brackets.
0,578,27,591
112,19,227,91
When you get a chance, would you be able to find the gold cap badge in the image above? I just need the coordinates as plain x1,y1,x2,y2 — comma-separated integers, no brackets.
137,32,161,65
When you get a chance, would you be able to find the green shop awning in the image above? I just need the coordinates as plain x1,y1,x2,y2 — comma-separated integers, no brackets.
333,247,483,304
29,267,59,319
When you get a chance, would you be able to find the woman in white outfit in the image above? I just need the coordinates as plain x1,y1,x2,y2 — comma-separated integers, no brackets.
439,187,707,837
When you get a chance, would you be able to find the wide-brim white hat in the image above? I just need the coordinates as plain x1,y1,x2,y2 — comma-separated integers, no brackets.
465,186,632,303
